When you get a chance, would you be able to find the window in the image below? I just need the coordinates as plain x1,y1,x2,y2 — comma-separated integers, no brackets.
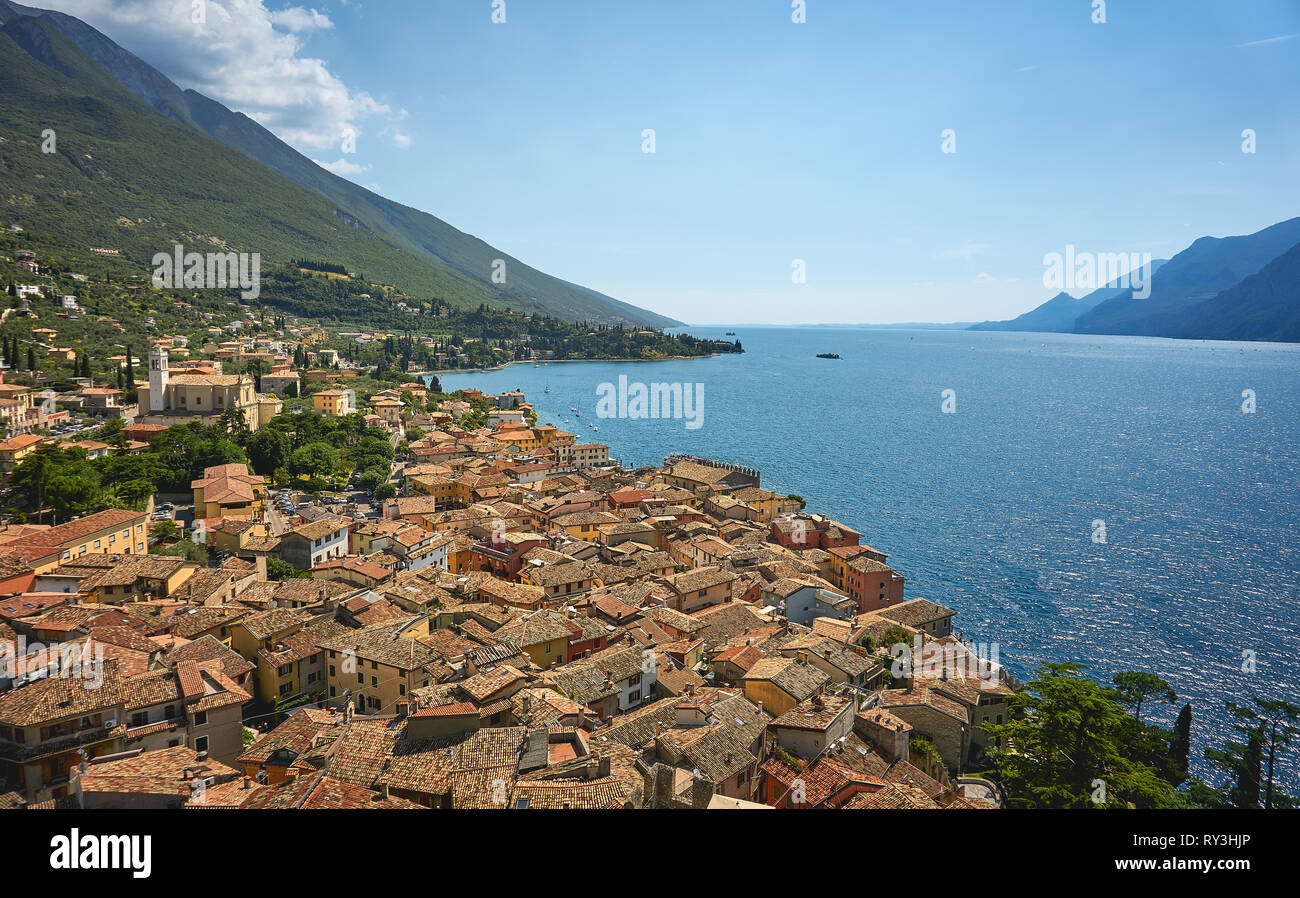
194,735,209,753
193,711,207,726
371,676,378,687
130,712,148,728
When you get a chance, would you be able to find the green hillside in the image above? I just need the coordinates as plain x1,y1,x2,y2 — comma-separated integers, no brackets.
0,9,678,326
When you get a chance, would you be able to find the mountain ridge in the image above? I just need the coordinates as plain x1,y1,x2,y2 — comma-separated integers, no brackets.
968,220,1300,342
0,0,680,327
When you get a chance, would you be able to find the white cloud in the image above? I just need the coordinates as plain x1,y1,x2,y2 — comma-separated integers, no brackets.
314,157,367,176
42,1,394,152
974,272,996,281
1236,33,1300,47
268,6,332,32
391,131,411,149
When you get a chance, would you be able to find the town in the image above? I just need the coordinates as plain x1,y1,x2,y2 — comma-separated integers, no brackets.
0,328,1011,809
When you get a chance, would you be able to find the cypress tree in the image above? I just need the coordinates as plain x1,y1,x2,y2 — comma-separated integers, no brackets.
1235,731,1264,808
26,346,35,371
1171,703,1192,784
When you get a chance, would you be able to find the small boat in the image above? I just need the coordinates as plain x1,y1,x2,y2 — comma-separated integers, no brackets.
570,407,577,412
591,425,597,431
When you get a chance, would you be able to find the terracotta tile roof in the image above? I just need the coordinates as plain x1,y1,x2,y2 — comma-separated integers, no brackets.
411,701,479,719
162,635,254,681
240,707,344,768
13,509,143,548
79,746,239,799
841,782,939,809
743,656,829,702
0,659,124,727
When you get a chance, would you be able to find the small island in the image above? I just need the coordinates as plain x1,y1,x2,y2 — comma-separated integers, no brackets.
816,352,841,359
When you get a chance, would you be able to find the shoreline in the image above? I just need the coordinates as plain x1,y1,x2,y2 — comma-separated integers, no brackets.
418,351,732,377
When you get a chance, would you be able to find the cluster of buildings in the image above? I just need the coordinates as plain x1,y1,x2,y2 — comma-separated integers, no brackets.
0,378,1012,810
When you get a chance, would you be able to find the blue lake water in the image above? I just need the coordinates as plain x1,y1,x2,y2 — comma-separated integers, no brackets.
437,326,1300,786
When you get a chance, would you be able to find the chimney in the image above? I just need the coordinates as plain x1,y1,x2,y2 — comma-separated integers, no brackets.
379,783,390,799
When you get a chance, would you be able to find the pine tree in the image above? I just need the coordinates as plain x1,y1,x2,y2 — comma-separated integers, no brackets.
26,347,35,371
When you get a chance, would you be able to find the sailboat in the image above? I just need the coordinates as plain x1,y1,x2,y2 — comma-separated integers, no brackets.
544,384,550,393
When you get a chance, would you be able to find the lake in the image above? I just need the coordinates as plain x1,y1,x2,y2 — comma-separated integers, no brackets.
436,325,1300,786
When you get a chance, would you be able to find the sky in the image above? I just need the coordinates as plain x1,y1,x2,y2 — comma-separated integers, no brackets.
38,0,1300,325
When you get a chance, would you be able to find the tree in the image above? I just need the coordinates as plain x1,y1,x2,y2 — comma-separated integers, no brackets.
267,558,308,581
246,428,290,476
25,346,34,371
289,442,337,479
372,482,396,502
1112,671,1177,722
151,520,179,541
217,405,250,442
1206,698,1300,808
45,474,103,521
985,663,1175,808
1170,703,1192,784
